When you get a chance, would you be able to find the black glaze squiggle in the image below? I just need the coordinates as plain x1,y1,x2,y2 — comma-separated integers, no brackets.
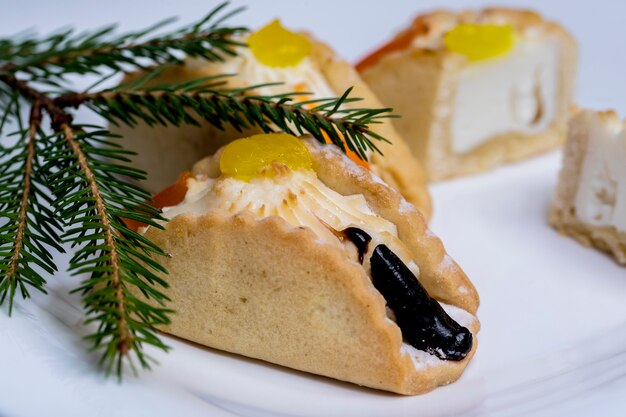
341,227,372,263
370,244,472,361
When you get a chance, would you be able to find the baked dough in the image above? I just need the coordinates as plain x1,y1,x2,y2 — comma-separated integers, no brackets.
111,28,432,219
357,8,577,181
139,135,479,395
550,110,626,265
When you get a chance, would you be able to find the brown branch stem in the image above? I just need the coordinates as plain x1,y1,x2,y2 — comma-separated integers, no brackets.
0,73,72,129
60,123,131,355
0,63,132,356
5,106,40,281
53,89,373,137
1,31,242,75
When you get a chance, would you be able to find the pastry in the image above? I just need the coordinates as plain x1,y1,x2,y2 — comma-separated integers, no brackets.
550,110,626,265
133,133,479,395
357,8,577,181
112,20,432,219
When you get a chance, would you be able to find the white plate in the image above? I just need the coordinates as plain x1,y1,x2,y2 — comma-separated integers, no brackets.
2,1,626,416
3,152,626,417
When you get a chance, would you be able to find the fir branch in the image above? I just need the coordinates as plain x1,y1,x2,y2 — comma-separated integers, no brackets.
0,86,20,134
0,2,396,379
6,110,39,281
42,124,171,377
0,72,73,129
0,2,255,377
0,2,247,81
0,109,63,313
55,80,393,160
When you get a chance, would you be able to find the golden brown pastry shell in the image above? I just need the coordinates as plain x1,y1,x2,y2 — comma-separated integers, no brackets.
142,139,479,394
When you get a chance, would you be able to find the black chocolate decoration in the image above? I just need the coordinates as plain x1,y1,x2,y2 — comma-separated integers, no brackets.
370,244,472,361
341,227,372,264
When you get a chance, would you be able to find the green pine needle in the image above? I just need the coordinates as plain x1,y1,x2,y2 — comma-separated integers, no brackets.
41,124,171,377
0,118,63,314
73,77,392,161
0,2,247,83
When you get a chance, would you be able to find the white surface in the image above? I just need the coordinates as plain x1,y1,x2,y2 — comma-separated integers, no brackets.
1,1,626,416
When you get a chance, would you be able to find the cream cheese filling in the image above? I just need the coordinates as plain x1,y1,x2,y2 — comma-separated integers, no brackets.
574,114,626,231
161,169,414,271
451,36,560,153
188,37,372,160
190,39,337,100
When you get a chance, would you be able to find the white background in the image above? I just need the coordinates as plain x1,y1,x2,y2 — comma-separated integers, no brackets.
1,1,626,417
2,0,625,115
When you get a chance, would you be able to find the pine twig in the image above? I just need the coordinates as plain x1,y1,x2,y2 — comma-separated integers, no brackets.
62,123,130,355
55,81,393,160
0,73,72,128
0,2,247,81
6,109,39,281
1,110,39,312
0,107,62,312
0,3,253,376
43,123,172,377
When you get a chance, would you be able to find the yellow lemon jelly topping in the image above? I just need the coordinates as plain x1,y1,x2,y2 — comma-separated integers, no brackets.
444,23,516,61
220,133,313,181
248,20,312,68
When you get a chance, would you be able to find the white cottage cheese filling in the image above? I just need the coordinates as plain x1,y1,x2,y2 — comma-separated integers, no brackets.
160,169,415,272
451,36,560,153
574,113,626,231
188,39,337,100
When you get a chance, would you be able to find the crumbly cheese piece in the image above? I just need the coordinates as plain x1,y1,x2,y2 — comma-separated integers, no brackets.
550,110,626,264
573,112,626,231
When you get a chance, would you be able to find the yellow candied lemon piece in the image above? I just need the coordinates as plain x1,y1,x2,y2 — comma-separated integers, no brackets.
220,133,313,181
444,23,516,61
248,19,312,68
